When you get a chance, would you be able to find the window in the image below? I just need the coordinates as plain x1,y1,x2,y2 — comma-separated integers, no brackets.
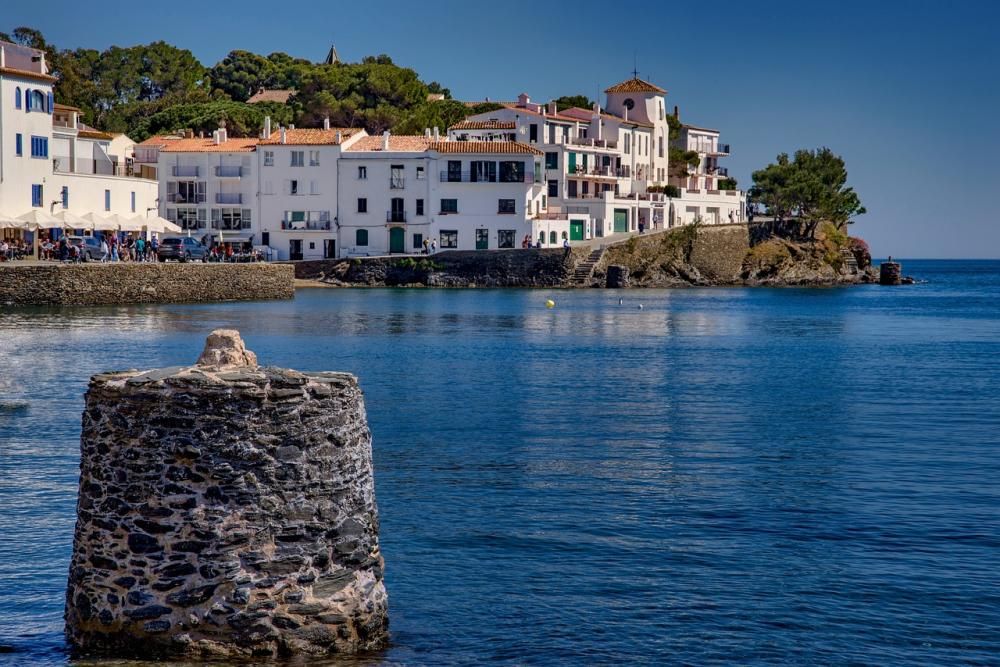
291,151,304,167
61,186,69,209
171,181,206,204
470,160,496,183
549,230,557,244
104,189,111,211
568,181,577,198
177,208,198,230
416,166,425,180
439,230,458,248
440,198,458,214
413,233,423,249
262,232,270,246
415,198,424,216
447,160,462,182
357,197,367,213
15,134,22,156
198,208,208,228
390,164,405,189
27,89,44,112
289,180,299,195
529,124,538,143
130,191,136,213
623,98,635,111
624,135,630,154
545,152,558,170
310,180,320,195
498,230,516,248
212,208,251,230
562,231,568,240
499,161,524,183
548,180,558,198
356,229,368,246
358,165,367,179
30,136,48,158
14,87,21,110
658,136,664,158
263,151,274,167
309,150,320,166
31,184,43,208
498,199,516,214
475,228,489,249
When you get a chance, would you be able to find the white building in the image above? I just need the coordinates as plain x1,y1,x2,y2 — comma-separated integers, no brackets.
0,41,157,241
668,110,743,225
257,123,366,260
338,133,544,255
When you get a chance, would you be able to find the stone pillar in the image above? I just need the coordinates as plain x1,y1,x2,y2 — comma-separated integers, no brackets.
879,261,902,285
65,330,388,659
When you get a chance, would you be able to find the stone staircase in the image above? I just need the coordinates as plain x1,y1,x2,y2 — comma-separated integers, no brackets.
571,247,604,286
841,248,859,274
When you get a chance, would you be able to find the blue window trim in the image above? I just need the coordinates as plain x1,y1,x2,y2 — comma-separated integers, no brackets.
130,191,136,213
104,190,111,212
15,134,23,157
15,87,21,110
61,186,69,209
30,136,49,159
31,184,43,208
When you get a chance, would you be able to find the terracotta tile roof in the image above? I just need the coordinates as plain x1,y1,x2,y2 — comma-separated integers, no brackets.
561,106,655,129
247,89,295,104
137,135,175,147
346,135,433,152
681,123,720,134
604,77,666,94
53,102,81,112
160,137,259,153
259,127,362,145
500,103,583,124
449,119,516,131
430,141,542,156
464,100,518,107
78,129,114,140
0,66,57,83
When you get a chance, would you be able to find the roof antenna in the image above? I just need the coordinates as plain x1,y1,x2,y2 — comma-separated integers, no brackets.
632,52,639,79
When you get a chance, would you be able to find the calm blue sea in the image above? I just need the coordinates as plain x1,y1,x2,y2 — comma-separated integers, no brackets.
1,260,998,665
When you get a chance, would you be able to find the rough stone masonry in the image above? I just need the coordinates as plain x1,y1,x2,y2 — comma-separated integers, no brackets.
64,330,388,659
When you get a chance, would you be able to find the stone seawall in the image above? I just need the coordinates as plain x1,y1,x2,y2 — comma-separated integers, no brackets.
0,263,294,306
291,248,589,288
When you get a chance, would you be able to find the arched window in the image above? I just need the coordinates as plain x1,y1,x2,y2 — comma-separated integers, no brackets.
24,88,31,111
47,92,54,114
14,87,21,110
561,231,568,240
549,231,557,244
356,229,368,246
28,89,44,112
538,232,545,245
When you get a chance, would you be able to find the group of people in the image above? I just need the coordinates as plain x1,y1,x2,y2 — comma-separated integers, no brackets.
206,244,263,262
33,234,160,262
0,239,31,261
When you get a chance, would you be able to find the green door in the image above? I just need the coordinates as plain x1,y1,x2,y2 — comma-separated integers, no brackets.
570,219,584,241
389,227,405,253
613,209,628,233
568,152,577,175
475,229,489,250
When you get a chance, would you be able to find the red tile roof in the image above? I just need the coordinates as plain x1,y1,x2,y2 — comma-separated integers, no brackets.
604,77,666,94
346,135,433,152
430,141,542,155
53,102,81,112
0,66,57,83
247,89,295,104
259,127,362,145
78,129,114,140
160,137,259,153
560,106,654,129
449,119,516,131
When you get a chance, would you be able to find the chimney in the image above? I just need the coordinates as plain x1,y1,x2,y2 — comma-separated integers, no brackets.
424,128,431,138
517,92,530,108
289,124,295,130
280,127,287,145
213,130,221,146
673,105,679,120
185,129,194,139
323,116,330,131
263,116,272,139
0,46,5,69
433,127,440,141
548,101,557,116
335,130,342,143
382,130,390,151
217,125,227,144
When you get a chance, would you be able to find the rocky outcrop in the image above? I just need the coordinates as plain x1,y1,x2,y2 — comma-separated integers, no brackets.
0,263,293,306
65,330,387,660
292,248,588,288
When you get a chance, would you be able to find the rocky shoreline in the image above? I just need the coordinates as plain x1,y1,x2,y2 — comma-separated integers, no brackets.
294,223,878,290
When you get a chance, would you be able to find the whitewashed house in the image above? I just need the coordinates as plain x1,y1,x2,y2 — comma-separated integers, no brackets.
0,40,156,239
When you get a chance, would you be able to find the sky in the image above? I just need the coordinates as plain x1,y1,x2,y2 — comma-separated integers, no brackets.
10,0,1000,258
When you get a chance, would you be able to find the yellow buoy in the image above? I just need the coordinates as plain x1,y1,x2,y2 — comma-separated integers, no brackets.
545,299,556,309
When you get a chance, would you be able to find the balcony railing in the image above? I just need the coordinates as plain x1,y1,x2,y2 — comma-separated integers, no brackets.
706,166,729,177
390,176,405,189
281,220,331,230
52,157,156,180
167,193,207,204
215,193,243,204
172,165,199,177
438,171,535,183
568,165,631,178
215,165,244,177
568,137,619,149
386,211,407,223
713,144,730,155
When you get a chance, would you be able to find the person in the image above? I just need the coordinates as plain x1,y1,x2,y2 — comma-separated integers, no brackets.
110,236,119,262
150,236,158,260
638,219,645,234
430,239,437,253
58,237,69,262
100,238,109,262
136,237,145,262
728,210,735,224
563,238,570,249
0,240,8,261
422,238,429,255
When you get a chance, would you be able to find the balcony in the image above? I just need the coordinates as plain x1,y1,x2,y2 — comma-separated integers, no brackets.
215,165,244,178
706,166,729,177
167,193,207,204
390,176,405,189
172,165,199,177
386,211,407,223
569,137,619,149
215,193,243,204
568,165,631,179
438,171,535,183
281,220,331,231
712,144,730,155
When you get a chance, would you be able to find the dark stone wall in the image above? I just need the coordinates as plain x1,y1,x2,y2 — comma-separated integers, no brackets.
290,248,588,288
64,353,387,659
0,264,294,306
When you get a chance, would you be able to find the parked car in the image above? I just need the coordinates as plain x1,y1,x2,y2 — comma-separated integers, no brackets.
66,236,103,261
157,237,208,262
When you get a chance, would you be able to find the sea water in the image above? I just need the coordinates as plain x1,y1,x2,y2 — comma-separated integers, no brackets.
1,260,998,664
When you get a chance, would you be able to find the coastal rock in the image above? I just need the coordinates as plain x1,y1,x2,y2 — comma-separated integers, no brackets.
65,333,388,659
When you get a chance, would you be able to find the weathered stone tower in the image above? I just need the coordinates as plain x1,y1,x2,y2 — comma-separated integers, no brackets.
65,330,388,659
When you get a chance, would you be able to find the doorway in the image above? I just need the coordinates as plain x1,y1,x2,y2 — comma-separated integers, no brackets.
289,239,303,261
389,227,405,254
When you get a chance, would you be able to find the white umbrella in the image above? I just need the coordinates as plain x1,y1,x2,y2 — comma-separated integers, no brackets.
81,212,114,230
51,210,93,230
17,209,61,227
141,216,183,235
0,210,28,228
103,214,146,232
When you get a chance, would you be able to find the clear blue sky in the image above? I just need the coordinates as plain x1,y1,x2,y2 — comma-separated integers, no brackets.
12,0,999,258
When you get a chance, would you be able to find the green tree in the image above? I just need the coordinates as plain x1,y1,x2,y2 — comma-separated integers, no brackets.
208,50,277,101
395,99,474,134
552,94,593,111
750,148,866,232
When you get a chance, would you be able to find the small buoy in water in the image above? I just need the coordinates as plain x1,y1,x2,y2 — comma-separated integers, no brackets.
638,304,644,310
545,299,555,309
618,298,623,305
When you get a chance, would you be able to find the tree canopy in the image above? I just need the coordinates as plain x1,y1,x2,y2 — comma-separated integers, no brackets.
552,95,593,111
750,148,866,227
